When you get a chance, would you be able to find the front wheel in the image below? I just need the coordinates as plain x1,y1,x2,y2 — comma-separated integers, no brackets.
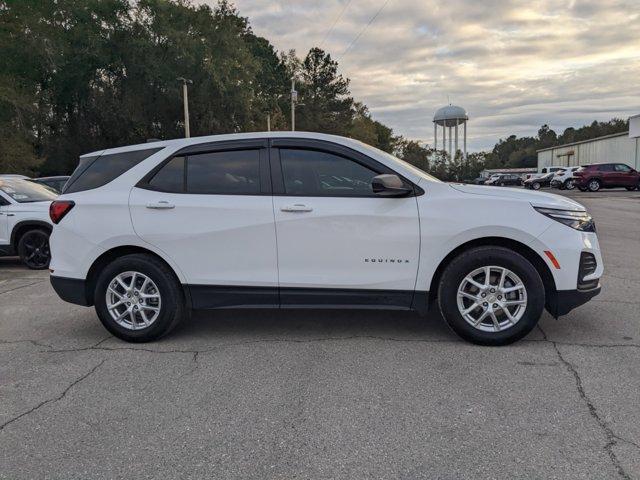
532,182,541,190
18,229,51,270
625,186,637,191
94,254,185,342
564,179,575,190
438,246,545,346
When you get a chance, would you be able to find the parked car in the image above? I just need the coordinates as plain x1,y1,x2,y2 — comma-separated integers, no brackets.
485,174,523,187
483,174,502,185
550,166,581,190
0,177,57,269
573,163,640,192
31,175,70,194
472,177,486,185
526,166,565,181
49,132,602,346
524,172,554,190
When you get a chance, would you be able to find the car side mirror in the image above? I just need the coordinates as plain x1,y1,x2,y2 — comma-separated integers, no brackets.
371,174,412,197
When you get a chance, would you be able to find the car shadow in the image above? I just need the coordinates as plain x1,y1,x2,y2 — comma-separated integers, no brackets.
164,307,457,343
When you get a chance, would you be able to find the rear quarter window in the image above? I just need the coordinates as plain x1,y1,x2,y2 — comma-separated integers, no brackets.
64,147,162,194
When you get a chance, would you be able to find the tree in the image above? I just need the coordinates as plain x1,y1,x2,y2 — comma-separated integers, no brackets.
295,47,354,135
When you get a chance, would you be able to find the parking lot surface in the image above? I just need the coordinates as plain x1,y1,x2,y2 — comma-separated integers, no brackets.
1,189,639,479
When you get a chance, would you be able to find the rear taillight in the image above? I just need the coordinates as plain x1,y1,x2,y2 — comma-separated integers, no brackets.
49,200,75,224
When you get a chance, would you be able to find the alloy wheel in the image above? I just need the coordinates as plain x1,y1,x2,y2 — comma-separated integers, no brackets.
588,180,600,192
565,179,575,190
456,266,528,332
106,271,162,330
21,231,50,269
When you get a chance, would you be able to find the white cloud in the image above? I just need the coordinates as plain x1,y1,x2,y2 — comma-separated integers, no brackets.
200,0,640,150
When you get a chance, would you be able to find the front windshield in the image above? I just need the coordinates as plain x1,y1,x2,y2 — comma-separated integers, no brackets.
0,178,58,203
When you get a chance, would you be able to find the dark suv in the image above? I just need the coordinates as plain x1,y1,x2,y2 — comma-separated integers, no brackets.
574,163,640,192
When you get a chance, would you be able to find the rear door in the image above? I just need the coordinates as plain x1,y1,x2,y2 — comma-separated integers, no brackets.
129,140,278,308
270,139,420,308
597,164,615,186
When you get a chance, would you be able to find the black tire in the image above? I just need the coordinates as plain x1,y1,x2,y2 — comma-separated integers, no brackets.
437,246,545,346
564,179,575,190
94,253,185,342
587,179,601,192
532,182,541,190
625,186,637,191
18,229,51,270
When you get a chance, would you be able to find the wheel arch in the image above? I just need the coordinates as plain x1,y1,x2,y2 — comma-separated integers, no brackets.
11,220,52,248
428,236,556,308
84,245,188,307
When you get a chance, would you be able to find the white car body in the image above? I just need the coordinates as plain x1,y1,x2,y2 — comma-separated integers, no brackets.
526,165,565,181
551,166,581,188
0,177,54,259
48,132,603,344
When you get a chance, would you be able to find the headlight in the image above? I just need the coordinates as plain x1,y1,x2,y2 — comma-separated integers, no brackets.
534,206,596,232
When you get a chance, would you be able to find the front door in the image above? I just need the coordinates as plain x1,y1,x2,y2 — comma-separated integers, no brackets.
129,142,278,308
0,193,11,247
613,164,636,187
270,143,420,308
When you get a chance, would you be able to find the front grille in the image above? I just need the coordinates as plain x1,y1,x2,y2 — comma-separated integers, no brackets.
578,252,598,290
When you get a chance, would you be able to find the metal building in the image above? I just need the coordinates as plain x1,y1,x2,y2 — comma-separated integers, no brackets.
537,123,640,172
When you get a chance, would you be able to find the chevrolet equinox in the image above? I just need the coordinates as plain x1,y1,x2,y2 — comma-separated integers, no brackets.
49,132,603,345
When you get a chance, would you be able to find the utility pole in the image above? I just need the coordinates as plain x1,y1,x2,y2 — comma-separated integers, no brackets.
177,77,193,138
267,113,271,132
290,78,297,131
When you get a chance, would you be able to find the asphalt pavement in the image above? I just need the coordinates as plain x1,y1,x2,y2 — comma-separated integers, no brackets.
1,188,639,479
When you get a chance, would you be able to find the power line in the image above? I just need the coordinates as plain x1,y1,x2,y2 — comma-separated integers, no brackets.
319,0,353,50
339,0,391,58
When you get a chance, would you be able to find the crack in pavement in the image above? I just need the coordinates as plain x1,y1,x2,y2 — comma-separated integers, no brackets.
538,325,637,479
34,334,640,356
0,338,53,349
0,359,106,432
0,280,45,296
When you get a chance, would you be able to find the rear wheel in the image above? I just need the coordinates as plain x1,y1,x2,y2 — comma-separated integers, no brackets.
588,179,601,192
18,229,51,270
564,179,575,190
438,246,545,346
532,182,541,190
94,254,185,342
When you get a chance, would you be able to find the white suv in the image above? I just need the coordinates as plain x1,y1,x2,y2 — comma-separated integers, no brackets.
0,177,56,269
49,133,603,345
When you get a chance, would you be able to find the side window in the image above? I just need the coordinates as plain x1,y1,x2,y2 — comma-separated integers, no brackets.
541,168,547,173
279,149,379,196
148,156,185,192
598,164,614,172
65,148,162,194
186,150,260,195
614,164,631,172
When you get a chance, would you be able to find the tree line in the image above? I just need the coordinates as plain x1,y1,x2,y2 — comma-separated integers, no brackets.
0,0,630,181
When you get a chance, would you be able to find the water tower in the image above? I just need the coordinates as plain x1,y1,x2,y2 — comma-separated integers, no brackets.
433,104,468,161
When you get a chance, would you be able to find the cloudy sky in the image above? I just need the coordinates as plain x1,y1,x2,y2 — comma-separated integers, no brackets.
202,0,640,150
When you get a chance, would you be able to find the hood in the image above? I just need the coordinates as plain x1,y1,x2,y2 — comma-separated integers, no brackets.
448,184,586,211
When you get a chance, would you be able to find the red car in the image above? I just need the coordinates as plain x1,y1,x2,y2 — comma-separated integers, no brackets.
573,163,640,192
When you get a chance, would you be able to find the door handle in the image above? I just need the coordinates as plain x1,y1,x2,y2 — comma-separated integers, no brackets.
146,201,175,210
280,204,313,213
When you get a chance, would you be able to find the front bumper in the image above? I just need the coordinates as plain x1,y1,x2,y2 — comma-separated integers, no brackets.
546,284,601,317
50,276,93,306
